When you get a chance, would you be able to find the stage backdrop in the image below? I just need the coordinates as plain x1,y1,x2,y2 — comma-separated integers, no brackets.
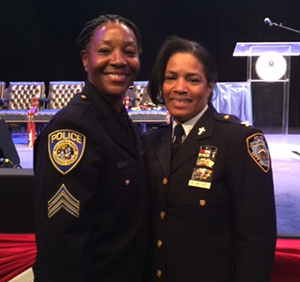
0,0,300,126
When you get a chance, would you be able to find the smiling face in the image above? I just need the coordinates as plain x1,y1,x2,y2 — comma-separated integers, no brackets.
81,22,140,100
162,52,212,123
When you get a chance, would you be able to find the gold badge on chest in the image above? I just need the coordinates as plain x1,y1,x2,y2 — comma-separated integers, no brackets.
188,145,218,189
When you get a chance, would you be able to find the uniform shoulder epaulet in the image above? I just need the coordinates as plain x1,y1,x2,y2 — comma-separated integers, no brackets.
214,112,251,127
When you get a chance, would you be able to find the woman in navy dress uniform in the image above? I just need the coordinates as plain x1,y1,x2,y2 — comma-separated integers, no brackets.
143,36,277,282
33,15,148,281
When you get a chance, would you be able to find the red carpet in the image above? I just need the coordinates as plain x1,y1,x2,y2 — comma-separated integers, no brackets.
0,234,299,281
271,238,300,282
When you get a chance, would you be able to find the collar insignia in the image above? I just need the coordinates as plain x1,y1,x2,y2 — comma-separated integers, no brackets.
48,129,86,175
198,127,206,136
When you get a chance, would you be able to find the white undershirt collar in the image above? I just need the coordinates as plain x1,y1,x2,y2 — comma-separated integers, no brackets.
172,104,208,140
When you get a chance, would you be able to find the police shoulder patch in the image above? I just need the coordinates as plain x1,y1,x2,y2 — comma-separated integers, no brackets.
246,133,270,173
48,129,86,175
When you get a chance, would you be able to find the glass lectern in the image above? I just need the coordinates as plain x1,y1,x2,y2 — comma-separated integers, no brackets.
233,42,300,135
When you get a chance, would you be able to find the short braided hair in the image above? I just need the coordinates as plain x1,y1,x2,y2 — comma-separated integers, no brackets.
76,14,142,55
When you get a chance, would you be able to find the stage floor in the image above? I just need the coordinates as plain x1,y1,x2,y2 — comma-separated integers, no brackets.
12,132,300,238
265,134,300,237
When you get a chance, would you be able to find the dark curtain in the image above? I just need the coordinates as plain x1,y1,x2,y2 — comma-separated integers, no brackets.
0,0,299,126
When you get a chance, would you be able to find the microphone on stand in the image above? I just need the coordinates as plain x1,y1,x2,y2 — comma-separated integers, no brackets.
264,18,276,27
264,17,300,34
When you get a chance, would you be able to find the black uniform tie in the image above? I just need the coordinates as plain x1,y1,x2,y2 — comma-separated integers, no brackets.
172,124,185,157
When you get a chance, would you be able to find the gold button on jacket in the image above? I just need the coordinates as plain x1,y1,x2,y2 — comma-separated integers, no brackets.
199,199,206,207
156,269,162,278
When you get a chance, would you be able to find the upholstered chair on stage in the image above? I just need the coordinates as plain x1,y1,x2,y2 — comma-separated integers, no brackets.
0,82,45,124
33,81,85,123
0,82,6,109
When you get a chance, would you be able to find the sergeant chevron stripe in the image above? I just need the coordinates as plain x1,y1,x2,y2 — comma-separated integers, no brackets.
48,184,80,218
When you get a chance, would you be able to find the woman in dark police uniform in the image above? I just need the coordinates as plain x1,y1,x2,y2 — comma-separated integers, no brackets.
33,14,148,281
143,36,277,282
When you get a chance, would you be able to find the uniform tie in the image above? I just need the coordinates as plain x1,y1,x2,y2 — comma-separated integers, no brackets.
172,124,185,157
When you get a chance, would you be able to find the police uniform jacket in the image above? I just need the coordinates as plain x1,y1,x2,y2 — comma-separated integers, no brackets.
142,104,276,282
33,81,148,282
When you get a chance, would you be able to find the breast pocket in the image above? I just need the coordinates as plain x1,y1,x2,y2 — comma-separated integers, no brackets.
178,185,232,231
99,166,144,232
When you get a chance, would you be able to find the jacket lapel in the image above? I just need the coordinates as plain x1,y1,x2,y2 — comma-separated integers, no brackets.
171,107,216,173
83,81,140,157
129,119,143,157
101,118,136,153
155,125,172,177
